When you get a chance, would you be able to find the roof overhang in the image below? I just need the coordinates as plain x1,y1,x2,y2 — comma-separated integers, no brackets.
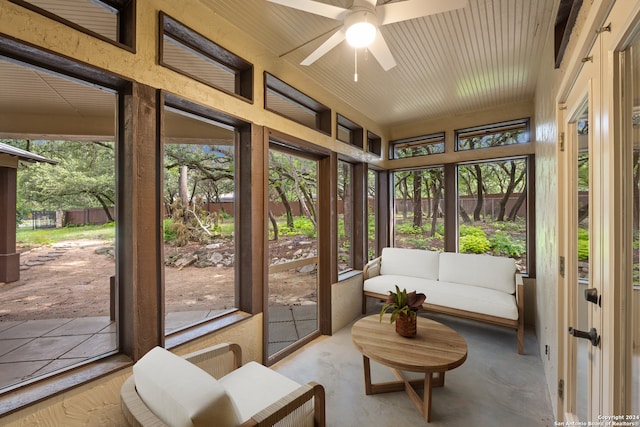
0,142,57,166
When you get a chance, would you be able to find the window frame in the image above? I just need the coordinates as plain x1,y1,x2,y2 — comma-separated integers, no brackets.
8,0,136,51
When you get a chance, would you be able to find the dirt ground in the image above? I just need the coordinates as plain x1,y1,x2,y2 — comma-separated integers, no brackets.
0,238,317,322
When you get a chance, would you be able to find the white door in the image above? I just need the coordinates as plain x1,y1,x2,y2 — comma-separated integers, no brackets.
559,41,603,422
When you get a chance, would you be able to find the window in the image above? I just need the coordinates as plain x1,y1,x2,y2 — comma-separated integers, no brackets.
367,131,382,157
457,158,528,273
338,160,354,271
390,133,445,159
0,59,118,393
336,114,364,149
162,107,238,334
393,167,445,251
264,73,331,134
160,13,253,101
456,119,529,151
10,0,135,49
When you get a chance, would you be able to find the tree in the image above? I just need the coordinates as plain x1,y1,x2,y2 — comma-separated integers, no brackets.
9,139,116,220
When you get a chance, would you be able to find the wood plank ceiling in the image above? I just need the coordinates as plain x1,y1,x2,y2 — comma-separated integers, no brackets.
0,0,558,138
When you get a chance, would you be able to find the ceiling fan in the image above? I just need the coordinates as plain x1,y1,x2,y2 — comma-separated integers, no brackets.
267,0,468,71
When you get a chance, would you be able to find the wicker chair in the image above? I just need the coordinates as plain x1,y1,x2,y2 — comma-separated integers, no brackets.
120,343,325,427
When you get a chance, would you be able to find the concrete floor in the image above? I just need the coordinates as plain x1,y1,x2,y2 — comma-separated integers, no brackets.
0,306,555,426
272,313,555,427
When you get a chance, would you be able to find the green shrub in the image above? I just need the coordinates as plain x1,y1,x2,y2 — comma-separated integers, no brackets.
490,231,525,257
395,222,423,235
460,234,490,254
163,218,176,243
459,224,486,238
281,216,317,238
578,228,589,261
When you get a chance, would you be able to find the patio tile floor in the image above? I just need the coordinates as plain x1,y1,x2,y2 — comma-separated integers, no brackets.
0,303,316,391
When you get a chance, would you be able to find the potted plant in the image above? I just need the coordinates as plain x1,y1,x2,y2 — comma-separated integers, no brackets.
379,285,426,337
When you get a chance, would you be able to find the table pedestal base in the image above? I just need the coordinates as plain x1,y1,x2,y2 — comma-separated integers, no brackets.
362,355,445,422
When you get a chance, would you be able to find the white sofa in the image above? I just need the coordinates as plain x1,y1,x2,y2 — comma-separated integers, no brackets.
363,247,524,354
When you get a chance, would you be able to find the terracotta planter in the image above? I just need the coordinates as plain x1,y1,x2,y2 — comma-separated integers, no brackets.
395,313,417,337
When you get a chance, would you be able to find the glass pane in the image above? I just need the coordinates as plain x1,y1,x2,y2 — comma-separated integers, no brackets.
367,169,378,260
25,0,118,41
456,119,529,151
575,107,589,421
163,108,237,334
0,61,117,391
457,159,528,273
162,35,236,93
267,149,318,358
338,160,353,271
393,167,445,251
392,133,445,159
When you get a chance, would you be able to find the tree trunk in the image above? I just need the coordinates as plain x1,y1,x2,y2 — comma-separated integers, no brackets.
178,165,189,206
430,180,441,236
275,184,294,228
473,164,484,221
508,190,527,221
94,194,114,222
459,204,472,224
268,209,279,241
412,170,422,227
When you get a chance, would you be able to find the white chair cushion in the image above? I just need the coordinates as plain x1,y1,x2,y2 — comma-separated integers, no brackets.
438,252,516,294
219,361,306,423
379,247,439,280
133,346,240,427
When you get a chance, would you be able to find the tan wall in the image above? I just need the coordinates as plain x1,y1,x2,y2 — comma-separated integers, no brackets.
331,275,363,334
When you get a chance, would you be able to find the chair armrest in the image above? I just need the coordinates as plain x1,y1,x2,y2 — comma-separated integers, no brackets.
240,382,326,427
363,256,382,280
183,343,242,379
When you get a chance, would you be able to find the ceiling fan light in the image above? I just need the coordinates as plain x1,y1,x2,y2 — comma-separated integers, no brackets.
346,21,376,48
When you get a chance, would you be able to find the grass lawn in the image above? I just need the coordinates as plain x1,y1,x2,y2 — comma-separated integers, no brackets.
16,223,116,246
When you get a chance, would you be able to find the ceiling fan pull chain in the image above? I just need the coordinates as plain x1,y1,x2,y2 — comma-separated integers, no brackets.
354,48,358,82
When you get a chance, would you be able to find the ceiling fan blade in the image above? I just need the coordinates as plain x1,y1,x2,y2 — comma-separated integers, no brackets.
367,29,396,71
301,30,346,66
267,0,349,20
378,0,468,26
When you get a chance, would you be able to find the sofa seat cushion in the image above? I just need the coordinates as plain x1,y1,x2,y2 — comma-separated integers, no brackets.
133,346,240,427
219,361,308,423
438,252,517,294
429,281,519,320
379,247,439,280
364,276,518,320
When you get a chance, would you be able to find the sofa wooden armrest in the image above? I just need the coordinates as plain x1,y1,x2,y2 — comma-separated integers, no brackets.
515,273,524,355
362,256,381,280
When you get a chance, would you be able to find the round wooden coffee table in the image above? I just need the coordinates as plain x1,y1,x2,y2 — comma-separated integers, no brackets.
351,314,468,422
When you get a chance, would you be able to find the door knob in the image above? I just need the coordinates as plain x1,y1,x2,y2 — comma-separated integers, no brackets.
584,288,600,306
568,327,600,347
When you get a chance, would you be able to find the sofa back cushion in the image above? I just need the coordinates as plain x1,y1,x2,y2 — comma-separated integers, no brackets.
379,247,439,280
133,346,241,427
438,252,516,294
